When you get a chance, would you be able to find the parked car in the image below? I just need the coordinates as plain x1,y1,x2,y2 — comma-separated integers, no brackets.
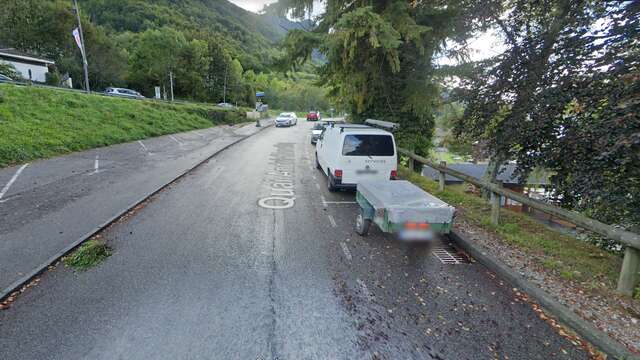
0,74,13,82
310,123,325,144
217,102,235,108
315,123,397,191
105,87,145,99
275,112,298,127
311,120,346,144
307,111,319,121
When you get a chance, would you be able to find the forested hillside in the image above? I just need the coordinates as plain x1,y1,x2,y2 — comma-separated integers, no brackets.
0,0,329,110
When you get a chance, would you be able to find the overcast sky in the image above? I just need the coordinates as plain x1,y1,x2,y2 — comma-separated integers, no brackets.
229,0,278,13
229,0,504,63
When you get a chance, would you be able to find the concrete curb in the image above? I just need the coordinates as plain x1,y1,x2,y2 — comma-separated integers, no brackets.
448,230,638,360
0,120,273,303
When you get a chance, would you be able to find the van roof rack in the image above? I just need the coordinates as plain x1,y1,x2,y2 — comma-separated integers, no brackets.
364,119,400,131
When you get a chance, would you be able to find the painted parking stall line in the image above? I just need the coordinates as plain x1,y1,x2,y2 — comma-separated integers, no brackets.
340,242,353,261
169,135,184,148
0,163,29,201
93,155,100,174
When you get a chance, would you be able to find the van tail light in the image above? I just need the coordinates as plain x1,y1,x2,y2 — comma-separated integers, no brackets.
334,169,343,178
390,169,398,180
418,223,430,230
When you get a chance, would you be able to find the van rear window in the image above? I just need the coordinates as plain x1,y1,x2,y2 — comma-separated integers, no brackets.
342,135,395,156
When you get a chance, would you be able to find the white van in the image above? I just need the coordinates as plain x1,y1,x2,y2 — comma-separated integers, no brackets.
315,123,397,191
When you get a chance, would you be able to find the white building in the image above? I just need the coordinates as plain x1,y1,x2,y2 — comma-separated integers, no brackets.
0,48,54,83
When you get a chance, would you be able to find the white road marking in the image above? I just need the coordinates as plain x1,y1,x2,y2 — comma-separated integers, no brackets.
169,135,183,147
0,163,29,201
137,140,148,151
357,278,373,300
138,140,153,156
315,183,320,190
321,195,327,207
93,155,100,174
327,214,337,227
340,242,352,261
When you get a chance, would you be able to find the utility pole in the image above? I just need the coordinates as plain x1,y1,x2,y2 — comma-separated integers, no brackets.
169,71,174,102
73,0,90,93
223,64,228,104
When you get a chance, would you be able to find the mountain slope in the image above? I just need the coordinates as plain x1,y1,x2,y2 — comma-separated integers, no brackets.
80,0,290,69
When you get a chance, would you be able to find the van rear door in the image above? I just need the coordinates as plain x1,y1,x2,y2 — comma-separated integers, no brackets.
340,134,396,185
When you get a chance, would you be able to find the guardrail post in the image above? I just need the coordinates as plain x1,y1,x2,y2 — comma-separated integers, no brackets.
408,157,415,171
617,246,640,296
490,191,500,225
438,161,446,191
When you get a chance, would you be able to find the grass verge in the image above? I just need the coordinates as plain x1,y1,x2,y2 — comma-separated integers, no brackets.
63,240,112,271
0,84,246,167
399,167,625,295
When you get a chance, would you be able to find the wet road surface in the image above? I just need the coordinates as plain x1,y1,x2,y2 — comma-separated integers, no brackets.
0,121,589,359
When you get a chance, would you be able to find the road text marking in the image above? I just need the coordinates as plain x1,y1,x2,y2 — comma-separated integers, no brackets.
0,164,28,201
327,214,337,227
258,143,296,209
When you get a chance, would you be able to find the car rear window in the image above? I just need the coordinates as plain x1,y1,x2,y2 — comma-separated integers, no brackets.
342,135,395,156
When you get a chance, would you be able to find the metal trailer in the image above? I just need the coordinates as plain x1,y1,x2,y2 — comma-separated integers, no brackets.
355,180,455,241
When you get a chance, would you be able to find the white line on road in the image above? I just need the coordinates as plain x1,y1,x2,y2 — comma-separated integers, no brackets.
357,278,373,300
138,140,153,156
93,155,100,174
169,135,183,147
137,140,148,151
315,183,320,190
0,163,29,201
321,195,327,207
327,214,337,228
340,242,352,261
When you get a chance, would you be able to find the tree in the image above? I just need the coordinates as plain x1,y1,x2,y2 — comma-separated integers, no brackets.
453,1,640,229
128,27,187,96
274,0,491,157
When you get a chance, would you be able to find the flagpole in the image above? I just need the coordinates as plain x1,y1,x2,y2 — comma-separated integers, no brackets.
73,0,90,93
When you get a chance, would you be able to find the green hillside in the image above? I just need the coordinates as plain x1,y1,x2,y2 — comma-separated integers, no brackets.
0,0,330,110
0,84,245,167
80,0,285,70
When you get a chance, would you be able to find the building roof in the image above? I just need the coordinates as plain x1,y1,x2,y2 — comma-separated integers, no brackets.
421,163,548,186
0,48,55,65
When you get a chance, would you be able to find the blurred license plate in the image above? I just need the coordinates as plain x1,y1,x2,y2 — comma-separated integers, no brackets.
399,230,434,241
356,169,378,174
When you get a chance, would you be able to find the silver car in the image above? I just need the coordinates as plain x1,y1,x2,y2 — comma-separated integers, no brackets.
275,112,298,127
105,87,145,99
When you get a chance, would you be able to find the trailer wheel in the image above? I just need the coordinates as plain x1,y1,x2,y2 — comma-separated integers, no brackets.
356,211,371,236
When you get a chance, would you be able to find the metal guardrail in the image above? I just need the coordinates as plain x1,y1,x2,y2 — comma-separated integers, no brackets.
0,81,242,109
399,148,640,296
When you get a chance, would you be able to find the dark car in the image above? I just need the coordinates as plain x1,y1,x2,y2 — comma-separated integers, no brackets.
307,111,319,121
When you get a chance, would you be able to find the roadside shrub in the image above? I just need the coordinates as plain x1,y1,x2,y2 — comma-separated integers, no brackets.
63,240,112,270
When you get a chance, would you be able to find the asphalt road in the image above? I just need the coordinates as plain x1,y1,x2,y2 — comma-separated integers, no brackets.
0,121,270,294
0,121,589,359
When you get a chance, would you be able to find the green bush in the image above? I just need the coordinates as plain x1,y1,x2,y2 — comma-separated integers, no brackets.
63,240,112,270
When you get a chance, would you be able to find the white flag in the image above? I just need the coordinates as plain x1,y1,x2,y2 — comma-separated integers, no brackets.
72,28,84,56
